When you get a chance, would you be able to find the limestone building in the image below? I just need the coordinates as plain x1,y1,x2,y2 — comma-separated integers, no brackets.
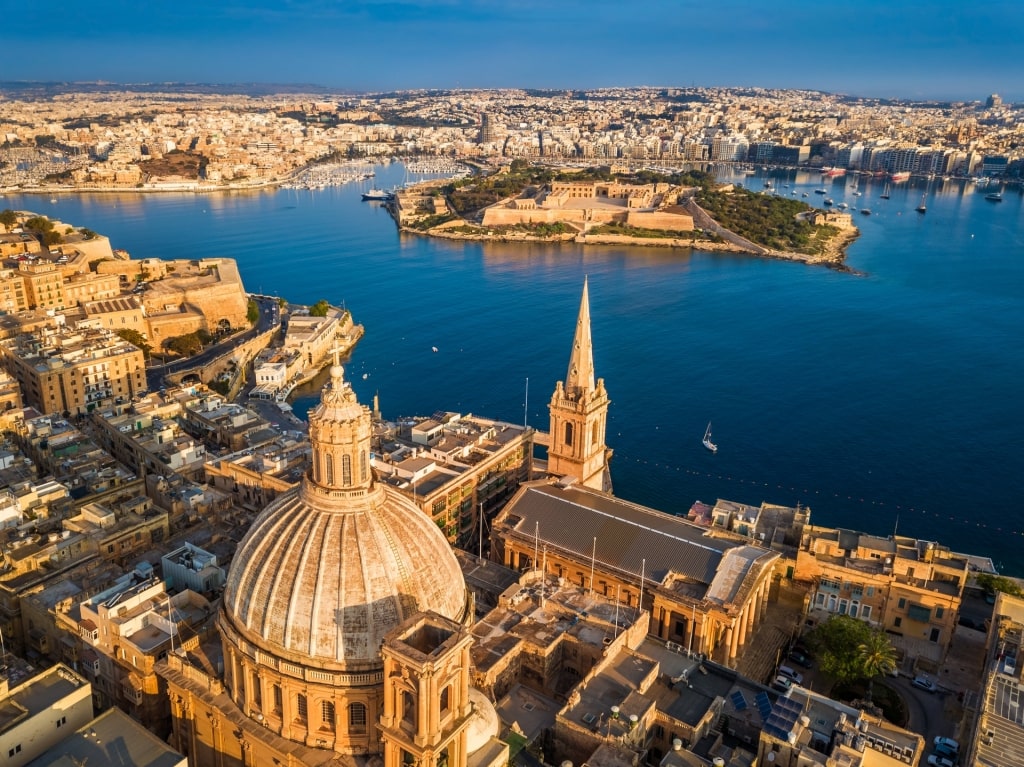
546,278,612,493
0,325,146,416
159,358,508,767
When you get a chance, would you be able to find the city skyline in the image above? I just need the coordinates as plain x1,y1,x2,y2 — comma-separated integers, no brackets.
6,0,1023,101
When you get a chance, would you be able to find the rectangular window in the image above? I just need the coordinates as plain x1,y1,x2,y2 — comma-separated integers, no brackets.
861,605,872,620
894,617,902,628
907,604,932,622
935,606,944,619
897,597,906,609
866,586,876,597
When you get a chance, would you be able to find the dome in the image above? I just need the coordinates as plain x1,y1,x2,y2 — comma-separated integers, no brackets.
465,688,501,754
221,361,467,670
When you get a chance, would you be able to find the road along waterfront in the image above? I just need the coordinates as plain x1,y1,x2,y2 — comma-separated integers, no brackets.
5,165,1023,572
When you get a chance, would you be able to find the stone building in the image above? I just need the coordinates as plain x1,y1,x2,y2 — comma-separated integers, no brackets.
0,325,146,416
796,527,969,667
546,278,612,493
158,358,508,767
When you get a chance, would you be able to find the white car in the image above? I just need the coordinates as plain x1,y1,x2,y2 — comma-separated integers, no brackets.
778,665,804,685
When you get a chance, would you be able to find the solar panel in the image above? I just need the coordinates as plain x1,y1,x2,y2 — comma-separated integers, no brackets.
763,695,802,741
755,691,773,719
730,691,748,711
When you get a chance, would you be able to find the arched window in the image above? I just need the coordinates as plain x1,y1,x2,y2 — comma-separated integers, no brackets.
312,449,321,483
296,693,308,724
325,454,334,485
360,451,368,482
439,686,450,715
564,422,574,446
592,421,599,448
321,700,336,731
348,702,367,734
342,455,352,485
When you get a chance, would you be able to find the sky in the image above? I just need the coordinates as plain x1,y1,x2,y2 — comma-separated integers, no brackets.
4,0,1023,101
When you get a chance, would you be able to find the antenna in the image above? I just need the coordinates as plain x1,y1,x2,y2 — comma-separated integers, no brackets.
534,521,540,573
524,377,529,428
478,502,484,560
638,558,646,617
590,537,596,597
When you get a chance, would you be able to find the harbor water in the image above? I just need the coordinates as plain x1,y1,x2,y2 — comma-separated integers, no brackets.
5,165,1023,572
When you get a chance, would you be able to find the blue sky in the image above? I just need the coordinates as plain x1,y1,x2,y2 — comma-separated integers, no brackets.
4,0,1022,101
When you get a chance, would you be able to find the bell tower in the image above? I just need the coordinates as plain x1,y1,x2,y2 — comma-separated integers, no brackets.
547,278,612,492
379,614,474,767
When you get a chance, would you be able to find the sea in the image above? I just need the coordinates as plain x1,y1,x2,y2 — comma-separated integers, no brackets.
4,165,1023,573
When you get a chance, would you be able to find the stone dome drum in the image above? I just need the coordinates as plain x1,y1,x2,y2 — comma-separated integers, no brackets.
221,361,467,670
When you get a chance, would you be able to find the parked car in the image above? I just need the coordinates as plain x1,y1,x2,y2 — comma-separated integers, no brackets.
933,744,957,760
771,675,792,692
926,756,955,767
788,649,812,668
778,665,804,685
912,675,937,692
933,737,959,754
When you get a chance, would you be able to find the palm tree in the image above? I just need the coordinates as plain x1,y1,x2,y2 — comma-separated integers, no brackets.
857,630,898,702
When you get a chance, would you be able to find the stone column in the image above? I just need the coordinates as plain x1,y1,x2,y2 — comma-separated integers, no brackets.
759,581,770,622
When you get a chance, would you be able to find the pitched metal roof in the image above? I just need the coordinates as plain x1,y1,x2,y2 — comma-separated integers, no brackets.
500,483,764,589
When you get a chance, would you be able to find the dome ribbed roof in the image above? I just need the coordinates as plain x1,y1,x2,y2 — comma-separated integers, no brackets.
223,482,466,668
221,360,467,669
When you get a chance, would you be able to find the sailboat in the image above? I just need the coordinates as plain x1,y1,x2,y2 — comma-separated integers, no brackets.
880,182,891,200
915,194,927,214
702,423,718,453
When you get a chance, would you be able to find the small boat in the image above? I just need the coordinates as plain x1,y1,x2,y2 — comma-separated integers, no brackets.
985,192,1003,202
915,195,927,213
801,192,809,198
702,423,718,453
860,208,872,216
824,198,834,206
880,183,891,200
361,189,394,201
814,188,827,195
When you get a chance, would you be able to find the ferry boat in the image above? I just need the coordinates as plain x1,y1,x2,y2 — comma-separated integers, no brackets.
361,189,394,202
891,171,911,182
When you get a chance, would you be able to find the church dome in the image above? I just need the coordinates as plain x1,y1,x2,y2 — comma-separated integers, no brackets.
221,362,467,670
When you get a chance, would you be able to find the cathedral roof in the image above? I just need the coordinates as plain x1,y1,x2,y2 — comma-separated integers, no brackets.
221,362,467,670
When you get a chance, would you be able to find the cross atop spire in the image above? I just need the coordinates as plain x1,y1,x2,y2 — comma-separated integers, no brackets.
565,276,596,396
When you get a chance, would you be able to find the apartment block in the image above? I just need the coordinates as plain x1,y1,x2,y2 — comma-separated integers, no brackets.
0,326,146,416
797,527,968,667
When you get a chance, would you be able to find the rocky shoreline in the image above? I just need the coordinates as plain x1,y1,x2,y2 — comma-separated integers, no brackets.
401,223,860,270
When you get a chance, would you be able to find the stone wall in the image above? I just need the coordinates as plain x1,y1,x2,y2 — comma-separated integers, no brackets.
625,210,694,232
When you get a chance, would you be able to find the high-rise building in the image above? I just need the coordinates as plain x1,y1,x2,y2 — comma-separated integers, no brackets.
546,278,612,493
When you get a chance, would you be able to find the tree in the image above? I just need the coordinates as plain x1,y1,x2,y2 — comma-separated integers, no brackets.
114,329,152,360
309,299,330,317
806,614,896,687
0,209,17,232
165,333,202,357
857,629,898,701
976,573,1023,597
246,299,259,324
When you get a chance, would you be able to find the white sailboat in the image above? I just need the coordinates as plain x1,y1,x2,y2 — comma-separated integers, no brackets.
703,422,718,453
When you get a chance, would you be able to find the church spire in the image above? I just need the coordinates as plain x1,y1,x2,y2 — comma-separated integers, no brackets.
565,276,596,396
547,279,612,492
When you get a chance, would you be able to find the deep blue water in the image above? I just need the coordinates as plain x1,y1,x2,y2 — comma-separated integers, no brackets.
5,166,1023,572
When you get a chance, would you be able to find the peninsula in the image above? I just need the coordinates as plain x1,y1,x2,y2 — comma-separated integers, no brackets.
389,162,859,267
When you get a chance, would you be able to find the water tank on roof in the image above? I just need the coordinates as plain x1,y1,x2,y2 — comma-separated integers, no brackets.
672,739,682,751
713,758,725,767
